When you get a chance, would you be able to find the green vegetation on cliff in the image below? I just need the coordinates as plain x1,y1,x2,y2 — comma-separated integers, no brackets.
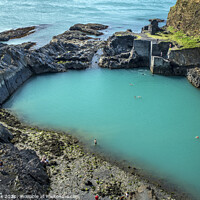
167,0,200,37
146,26,200,49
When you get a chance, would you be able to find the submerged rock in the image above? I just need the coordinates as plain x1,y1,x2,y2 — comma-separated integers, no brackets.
0,26,36,41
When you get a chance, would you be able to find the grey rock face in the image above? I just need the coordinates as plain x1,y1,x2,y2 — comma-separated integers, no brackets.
133,40,151,67
151,45,200,77
99,32,138,69
0,124,13,143
168,47,200,68
0,141,49,196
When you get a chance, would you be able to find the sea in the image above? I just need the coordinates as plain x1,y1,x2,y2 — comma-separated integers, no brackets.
2,0,200,199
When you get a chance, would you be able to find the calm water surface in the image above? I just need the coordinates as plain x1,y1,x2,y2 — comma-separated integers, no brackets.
4,68,200,199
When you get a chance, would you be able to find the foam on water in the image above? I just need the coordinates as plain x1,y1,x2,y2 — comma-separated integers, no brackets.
4,68,200,199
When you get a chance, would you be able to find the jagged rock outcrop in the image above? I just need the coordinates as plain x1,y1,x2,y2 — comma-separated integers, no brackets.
0,26,106,106
187,68,200,88
0,26,36,41
99,31,151,69
167,0,200,36
69,23,108,36
141,19,163,35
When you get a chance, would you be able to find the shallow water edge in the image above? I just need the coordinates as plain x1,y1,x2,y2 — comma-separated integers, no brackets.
0,108,194,200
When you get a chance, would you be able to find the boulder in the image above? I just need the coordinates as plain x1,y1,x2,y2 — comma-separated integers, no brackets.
0,142,50,196
187,68,200,88
0,124,13,143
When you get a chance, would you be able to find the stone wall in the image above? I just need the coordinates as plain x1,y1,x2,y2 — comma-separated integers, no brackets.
133,40,151,67
150,56,172,75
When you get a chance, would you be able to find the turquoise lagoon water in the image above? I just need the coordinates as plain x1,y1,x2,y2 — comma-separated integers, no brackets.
4,68,200,199
2,0,200,198
0,0,174,47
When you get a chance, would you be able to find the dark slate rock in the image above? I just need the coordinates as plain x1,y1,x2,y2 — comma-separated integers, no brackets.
0,124,13,143
0,26,36,42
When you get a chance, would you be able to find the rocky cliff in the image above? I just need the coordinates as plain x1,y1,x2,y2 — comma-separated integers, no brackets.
0,24,105,106
167,0,200,36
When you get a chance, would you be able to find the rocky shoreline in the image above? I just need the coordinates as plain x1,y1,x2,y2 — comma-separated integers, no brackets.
1,22,200,108
0,109,193,200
